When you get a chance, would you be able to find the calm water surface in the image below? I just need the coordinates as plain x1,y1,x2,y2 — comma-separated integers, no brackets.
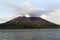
0,29,60,40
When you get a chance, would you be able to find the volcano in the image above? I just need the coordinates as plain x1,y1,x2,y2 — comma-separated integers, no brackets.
0,16,59,29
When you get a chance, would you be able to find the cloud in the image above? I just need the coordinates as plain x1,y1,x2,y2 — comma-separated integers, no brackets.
13,1,59,17
0,16,14,24
45,10,60,25
40,15,47,19
19,0,36,15
6,0,52,17
5,0,55,18
6,0,36,17
0,16,7,23
51,10,60,16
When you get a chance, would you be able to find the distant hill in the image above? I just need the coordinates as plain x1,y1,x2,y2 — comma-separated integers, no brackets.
0,17,59,29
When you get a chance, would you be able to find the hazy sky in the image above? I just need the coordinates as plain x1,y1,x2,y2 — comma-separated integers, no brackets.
0,0,60,25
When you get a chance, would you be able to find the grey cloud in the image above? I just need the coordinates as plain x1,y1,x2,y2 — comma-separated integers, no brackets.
6,4,54,17
5,2,59,17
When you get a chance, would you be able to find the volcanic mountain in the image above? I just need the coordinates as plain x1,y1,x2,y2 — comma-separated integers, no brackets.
0,16,59,29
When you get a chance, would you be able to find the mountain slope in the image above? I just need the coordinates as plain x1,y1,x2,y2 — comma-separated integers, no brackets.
0,17,59,29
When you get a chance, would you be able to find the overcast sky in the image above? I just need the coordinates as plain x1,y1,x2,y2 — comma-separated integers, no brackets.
0,0,60,25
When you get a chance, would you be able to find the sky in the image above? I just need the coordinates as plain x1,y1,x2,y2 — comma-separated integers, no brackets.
0,0,60,25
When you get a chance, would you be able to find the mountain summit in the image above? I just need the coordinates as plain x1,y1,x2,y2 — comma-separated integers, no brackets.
0,17,59,29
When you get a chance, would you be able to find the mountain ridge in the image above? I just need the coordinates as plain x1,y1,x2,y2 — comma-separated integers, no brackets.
0,16,59,29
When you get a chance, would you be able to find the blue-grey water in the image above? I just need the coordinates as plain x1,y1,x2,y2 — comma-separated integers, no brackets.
0,29,60,40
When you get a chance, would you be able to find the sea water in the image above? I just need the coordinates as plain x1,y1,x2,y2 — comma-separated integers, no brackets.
0,29,60,40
